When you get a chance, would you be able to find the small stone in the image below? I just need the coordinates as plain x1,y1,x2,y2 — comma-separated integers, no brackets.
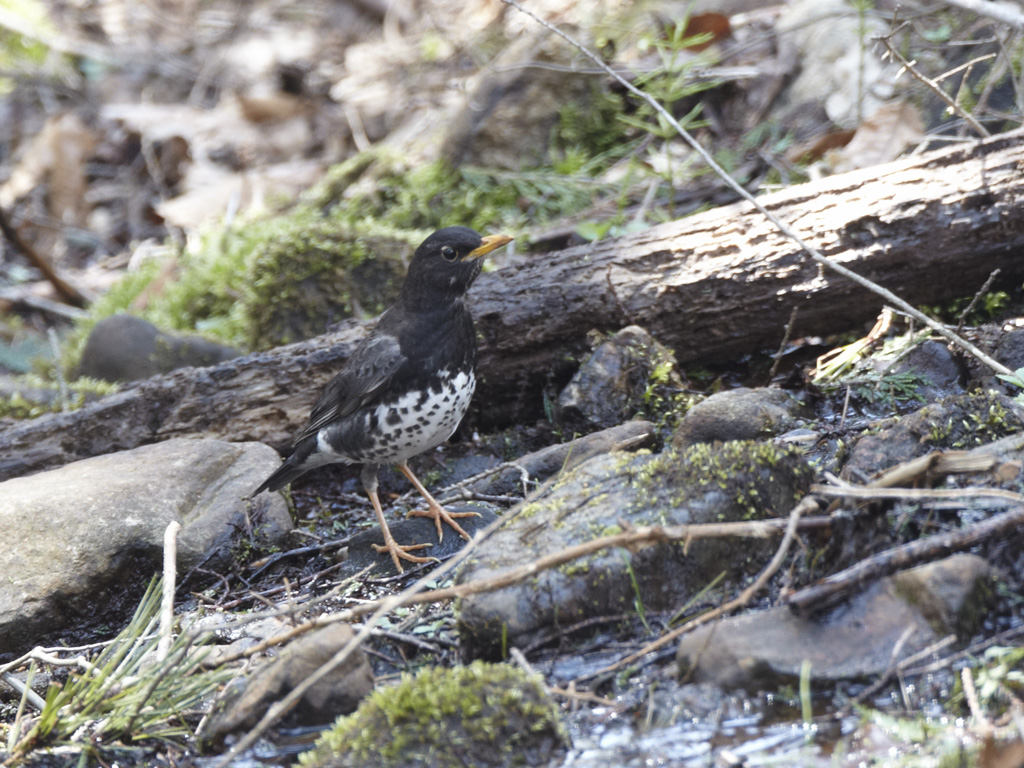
672,387,807,449
556,326,684,434
77,314,240,382
676,554,993,689
200,623,373,747
842,391,1024,480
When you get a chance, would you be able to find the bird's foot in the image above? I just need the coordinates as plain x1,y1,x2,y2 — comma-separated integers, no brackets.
407,503,479,542
371,539,438,574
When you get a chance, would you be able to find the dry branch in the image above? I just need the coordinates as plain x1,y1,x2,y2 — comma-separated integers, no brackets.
3,130,1024,479
785,504,1024,614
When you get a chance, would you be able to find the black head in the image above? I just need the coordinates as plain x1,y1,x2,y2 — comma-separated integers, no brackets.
401,226,513,306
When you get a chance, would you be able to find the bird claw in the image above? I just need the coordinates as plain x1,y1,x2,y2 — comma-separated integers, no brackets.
407,504,479,542
372,540,438,573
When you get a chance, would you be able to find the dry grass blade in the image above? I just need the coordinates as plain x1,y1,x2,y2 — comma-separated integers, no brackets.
2,578,231,765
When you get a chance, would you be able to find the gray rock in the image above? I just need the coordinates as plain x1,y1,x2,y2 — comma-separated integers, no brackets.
77,314,240,382
557,326,684,434
842,391,1024,481
888,340,966,402
995,327,1024,373
676,554,993,689
200,623,373,746
672,387,807,449
0,438,292,651
457,441,816,657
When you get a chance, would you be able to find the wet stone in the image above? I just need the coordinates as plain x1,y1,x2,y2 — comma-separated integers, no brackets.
199,623,373,747
676,554,994,689
841,391,1024,481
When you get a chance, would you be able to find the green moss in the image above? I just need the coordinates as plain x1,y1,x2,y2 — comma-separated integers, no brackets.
157,214,417,351
0,374,118,419
559,557,594,577
926,391,1023,450
299,661,566,768
628,441,817,520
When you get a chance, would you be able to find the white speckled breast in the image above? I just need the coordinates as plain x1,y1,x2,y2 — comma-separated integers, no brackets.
317,369,475,464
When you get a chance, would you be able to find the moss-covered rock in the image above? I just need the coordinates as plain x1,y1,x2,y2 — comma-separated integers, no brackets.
298,661,567,768
239,216,413,350
556,325,689,436
841,390,1024,479
457,440,818,657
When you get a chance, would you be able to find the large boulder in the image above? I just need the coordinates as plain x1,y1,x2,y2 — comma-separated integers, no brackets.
0,438,291,653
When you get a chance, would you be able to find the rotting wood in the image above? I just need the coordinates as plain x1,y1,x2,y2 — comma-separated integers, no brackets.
3,130,1024,480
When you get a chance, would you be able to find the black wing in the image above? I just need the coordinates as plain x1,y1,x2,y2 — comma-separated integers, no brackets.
292,330,405,444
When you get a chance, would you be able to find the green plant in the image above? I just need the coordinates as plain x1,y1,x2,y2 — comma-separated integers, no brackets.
3,578,230,761
619,21,717,142
619,550,650,632
969,646,1024,713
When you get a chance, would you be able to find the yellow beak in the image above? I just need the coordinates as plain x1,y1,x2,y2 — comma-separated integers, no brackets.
465,234,514,260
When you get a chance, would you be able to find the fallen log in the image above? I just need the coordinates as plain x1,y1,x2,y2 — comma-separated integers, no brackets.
2,129,1024,481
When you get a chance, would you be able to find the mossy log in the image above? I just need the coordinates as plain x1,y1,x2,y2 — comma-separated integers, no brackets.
3,129,1024,481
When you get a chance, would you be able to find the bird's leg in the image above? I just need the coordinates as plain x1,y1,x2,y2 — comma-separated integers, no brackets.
397,461,479,543
367,488,437,573
362,465,436,573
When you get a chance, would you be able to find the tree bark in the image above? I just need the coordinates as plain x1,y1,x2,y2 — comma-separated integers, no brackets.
2,129,1024,481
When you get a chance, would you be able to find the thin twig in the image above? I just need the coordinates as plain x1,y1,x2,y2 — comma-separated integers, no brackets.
956,269,1001,336
572,495,819,683
0,672,46,711
0,205,93,307
158,522,181,662
903,623,1024,676
366,626,447,654
500,0,1014,381
876,26,990,137
851,634,957,706
786,504,1024,614
768,306,799,382
811,484,1024,505
509,647,618,707
962,666,992,732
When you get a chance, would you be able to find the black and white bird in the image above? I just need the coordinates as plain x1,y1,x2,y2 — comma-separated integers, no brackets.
254,226,513,572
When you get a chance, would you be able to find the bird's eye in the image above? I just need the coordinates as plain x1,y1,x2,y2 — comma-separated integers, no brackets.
441,246,458,261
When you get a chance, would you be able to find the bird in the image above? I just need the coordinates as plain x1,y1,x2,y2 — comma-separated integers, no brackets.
254,226,513,572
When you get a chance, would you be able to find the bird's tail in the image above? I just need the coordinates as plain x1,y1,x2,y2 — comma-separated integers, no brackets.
252,436,319,496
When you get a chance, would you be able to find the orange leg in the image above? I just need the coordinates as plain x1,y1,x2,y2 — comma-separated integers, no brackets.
398,461,479,543
367,487,437,573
